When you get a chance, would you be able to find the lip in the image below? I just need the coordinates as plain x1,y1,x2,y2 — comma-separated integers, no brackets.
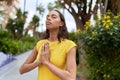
46,22,52,25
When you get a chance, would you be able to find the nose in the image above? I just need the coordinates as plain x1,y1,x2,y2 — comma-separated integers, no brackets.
47,16,50,20
47,16,52,21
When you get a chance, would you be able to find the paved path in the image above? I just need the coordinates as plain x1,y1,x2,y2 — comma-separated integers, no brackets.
0,50,37,80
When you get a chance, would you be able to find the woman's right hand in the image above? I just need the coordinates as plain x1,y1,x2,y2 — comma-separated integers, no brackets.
40,42,50,65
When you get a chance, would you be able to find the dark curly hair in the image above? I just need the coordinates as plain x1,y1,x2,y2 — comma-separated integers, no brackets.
43,10,69,42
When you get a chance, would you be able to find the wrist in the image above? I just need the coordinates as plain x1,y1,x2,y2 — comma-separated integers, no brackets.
43,61,49,66
35,60,41,66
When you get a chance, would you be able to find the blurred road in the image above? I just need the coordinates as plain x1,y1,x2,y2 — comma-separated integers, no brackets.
0,50,37,80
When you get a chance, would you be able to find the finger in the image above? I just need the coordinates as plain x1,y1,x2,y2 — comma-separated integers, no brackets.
41,45,44,53
44,42,49,51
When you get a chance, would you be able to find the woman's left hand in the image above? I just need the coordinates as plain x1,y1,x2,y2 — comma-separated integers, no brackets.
40,42,50,64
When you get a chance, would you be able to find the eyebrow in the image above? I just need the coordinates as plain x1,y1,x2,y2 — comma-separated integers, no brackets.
47,13,58,17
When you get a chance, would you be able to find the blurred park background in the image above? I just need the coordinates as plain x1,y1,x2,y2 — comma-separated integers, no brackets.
0,0,120,80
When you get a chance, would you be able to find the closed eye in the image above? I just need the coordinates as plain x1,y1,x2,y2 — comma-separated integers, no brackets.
46,14,58,19
51,15,57,19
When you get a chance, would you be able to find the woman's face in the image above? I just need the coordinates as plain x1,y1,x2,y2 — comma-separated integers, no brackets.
46,10,63,30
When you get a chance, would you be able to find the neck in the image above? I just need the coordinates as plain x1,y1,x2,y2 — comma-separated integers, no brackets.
48,30,59,41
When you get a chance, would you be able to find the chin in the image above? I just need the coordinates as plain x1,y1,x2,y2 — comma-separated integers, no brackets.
46,26,51,30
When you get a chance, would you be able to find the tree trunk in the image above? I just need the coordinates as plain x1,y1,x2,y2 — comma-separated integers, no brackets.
103,0,108,15
107,0,120,15
75,18,84,30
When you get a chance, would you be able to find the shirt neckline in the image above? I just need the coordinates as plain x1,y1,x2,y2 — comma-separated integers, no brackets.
45,39,59,43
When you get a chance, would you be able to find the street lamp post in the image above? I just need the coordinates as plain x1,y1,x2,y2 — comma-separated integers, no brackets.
23,0,26,12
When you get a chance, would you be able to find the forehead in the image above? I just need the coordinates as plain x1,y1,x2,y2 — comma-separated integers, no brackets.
47,10,60,16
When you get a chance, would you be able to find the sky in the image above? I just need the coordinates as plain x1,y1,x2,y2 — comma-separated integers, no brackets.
19,0,76,33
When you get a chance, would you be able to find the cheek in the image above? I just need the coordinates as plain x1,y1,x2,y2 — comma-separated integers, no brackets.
53,22,60,27
53,20,61,27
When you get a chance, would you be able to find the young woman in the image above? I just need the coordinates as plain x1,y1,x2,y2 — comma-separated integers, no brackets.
19,10,77,80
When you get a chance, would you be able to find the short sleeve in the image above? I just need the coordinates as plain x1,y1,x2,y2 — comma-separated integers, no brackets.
66,40,77,53
36,41,41,51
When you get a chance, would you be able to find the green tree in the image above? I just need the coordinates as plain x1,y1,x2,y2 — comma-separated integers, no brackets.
6,9,27,39
55,0,119,30
47,1,62,11
36,3,45,15
25,3,45,39
57,0,100,30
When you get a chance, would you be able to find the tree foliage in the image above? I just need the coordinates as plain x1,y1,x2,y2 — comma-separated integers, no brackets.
36,3,45,16
57,0,104,30
51,0,120,31
25,3,45,39
6,9,27,39
47,1,62,11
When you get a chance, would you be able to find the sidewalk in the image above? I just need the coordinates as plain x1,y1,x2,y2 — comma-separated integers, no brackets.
0,50,37,80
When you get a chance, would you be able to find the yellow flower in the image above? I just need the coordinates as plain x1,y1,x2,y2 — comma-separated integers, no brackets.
107,74,110,78
86,21,90,26
106,10,112,14
102,20,105,23
105,25,109,29
114,16,119,19
106,16,110,19
107,20,111,23
103,23,106,26
103,74,107,78
76,29,81,33
104,16,110,19
85,26,88,30
92,31,97,36
103,74,110,78
84,21,91,29
110,22,113,26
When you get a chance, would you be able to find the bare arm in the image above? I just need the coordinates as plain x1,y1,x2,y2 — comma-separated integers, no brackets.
19,47,41,74
42,46,76,80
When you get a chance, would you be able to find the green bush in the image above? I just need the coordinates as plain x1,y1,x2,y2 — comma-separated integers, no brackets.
77,11,120,80
0,29,39,55
0,29,12,38
69,32,77,43
0,37,38,55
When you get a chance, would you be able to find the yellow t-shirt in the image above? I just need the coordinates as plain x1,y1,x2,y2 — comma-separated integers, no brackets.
36,39,77,80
